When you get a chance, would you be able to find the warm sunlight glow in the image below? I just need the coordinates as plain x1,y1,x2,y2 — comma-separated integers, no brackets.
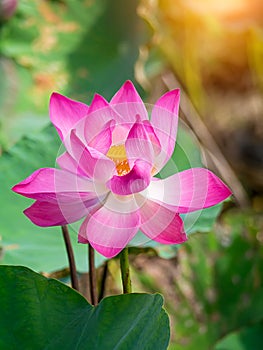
186,0,246,14
182,0,261,21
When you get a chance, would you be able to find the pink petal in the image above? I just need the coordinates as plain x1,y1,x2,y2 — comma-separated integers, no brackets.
69,130,115,182
79,193,140,258
125,120,155,166
12,168,98,203
107,160,152,195
24,198,99,227
57,152,86,177
49,92,89,141
146,168,232,213
87,241,123,258
137,196,187,244
78,234,89,244
150,89,180,169
84,94,122,144
110,80,148,122
88,93,109,113
142,120,161,155
88,119,115,155
112,124,130,145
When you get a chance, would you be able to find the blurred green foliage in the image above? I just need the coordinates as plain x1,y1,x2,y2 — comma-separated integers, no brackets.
130,210,263,349
0,0,145,149
168,210,263,349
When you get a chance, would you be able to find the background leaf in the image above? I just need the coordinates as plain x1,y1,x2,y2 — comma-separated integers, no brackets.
214,323,263,350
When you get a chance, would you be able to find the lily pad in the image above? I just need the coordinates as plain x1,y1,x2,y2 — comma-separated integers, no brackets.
0,265,170,350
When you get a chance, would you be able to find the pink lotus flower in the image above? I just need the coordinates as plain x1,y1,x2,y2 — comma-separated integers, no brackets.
12,81,231,258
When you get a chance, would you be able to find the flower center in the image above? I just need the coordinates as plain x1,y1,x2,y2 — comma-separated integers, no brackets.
106,144,131,176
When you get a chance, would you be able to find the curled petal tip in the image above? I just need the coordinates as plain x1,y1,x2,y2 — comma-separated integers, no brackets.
107,160,152,196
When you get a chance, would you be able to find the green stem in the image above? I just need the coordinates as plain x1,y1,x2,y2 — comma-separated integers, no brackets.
120,247,132,294
61,226,79,291
98,261,108,303
88,244,98,305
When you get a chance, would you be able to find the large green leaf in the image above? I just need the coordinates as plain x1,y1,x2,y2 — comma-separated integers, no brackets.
214,323,263,350
0,265,170,350
0,124,106,272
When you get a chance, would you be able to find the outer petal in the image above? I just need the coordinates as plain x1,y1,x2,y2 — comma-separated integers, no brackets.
145,168,232,213
110,80,148,122
24,198,100,227
69,130,115,182
107,160,152,195
150,89,180,169
137,196,187,244
49,92,89,140
78,193,140,258
12,168,99,203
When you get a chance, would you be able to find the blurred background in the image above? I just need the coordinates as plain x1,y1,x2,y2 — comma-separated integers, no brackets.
0,0,263,349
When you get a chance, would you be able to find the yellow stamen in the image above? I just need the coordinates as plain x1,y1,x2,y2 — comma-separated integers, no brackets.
107,144,131,176
116,160,130,176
